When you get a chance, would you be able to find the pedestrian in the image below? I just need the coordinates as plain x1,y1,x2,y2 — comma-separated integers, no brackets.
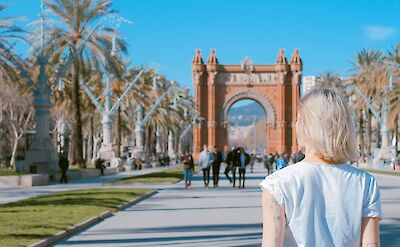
135,157,143,170
260,88,381,246
265,152,275,175
230,147,240,187
293,150,305,164
238,147,250,188
95,158,105,175
182,151,194,189
212,145,223,188
164,155,170,166
249,151,256,173
224,147,235,186
282,152,290,166
58,153,69,183
275,154,285,170
199,145,213,188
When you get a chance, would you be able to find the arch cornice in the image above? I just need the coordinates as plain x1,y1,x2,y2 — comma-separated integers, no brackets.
220,89,277,125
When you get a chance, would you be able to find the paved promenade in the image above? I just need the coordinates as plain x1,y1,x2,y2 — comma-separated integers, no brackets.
53,163,400,247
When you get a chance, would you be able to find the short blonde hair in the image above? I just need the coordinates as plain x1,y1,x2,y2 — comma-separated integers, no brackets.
296,88,357,163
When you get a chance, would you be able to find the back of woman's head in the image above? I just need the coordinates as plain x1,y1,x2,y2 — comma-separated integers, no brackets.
296,88,357,163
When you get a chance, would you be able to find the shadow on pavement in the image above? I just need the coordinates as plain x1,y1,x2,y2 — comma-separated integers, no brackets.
63,231,261,246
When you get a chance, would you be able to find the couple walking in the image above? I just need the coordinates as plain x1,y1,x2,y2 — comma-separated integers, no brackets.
225,147,251,188
198,145,223,188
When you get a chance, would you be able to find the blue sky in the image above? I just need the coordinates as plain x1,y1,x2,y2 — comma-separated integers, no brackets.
3,0,400,94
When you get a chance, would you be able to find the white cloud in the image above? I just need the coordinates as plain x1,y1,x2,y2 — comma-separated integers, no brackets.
364,25,397,41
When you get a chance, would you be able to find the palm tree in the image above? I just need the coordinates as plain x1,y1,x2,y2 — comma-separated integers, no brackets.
386,44,400,158
352,49,384,156
29,0,127,166
316,71,348,92
0,4,26,84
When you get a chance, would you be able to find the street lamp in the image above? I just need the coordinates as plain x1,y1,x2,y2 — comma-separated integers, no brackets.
4,1,125,174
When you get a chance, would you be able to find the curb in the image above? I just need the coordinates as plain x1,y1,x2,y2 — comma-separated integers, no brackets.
28,190,158,247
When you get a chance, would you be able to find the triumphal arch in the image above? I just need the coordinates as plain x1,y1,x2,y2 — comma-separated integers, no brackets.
192,48,302,157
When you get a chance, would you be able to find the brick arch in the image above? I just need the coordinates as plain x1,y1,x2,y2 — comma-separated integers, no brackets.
220,89,276,125
191,49,302,158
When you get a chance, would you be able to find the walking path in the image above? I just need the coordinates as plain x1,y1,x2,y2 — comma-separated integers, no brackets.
53,163,400,247
0,165,177,205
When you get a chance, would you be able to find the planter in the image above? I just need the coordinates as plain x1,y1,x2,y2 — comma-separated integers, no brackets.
0,174,49,187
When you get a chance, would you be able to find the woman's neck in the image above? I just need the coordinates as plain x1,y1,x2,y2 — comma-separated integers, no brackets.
302,149,336,165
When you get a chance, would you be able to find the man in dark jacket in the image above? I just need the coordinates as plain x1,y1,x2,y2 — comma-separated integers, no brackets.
212,145,223,188
225,147,239,187
58,153,69,183
237,147,250,188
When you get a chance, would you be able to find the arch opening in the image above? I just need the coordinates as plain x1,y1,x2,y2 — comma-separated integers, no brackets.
227,99,267,154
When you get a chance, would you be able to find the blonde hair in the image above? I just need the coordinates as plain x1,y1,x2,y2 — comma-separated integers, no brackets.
296,88,357,163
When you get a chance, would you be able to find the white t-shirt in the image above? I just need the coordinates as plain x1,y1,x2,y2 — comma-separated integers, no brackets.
259,161,382,247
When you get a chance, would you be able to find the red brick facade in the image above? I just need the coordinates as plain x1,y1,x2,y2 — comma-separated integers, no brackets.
192,49,302,158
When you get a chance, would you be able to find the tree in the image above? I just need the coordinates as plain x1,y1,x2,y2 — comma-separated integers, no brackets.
0,79,33,168
316,71,343,89
30,0,127,166
0,4,26,84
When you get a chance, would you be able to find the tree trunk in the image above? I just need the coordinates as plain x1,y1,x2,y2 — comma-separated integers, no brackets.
366,110,372,156
359,109,364,157
87,116,94,163
395,114,399,159
376,122,381,150
116,107,121,157
10,133,19,169
71,58,84,166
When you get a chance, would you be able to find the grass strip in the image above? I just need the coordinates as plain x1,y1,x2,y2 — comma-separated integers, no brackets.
110,167,185,184
0,188,151,247
0,168,21,176
360,168,400,177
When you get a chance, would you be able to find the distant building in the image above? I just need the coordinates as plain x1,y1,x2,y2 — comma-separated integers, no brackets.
302,76,319,95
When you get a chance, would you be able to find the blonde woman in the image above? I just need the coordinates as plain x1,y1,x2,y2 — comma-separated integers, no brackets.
260,88,381,247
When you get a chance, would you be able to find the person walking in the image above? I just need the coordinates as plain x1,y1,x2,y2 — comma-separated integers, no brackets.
222,145,229,182
249,151,256,173
282,151,290,166
238,147,250,188
224,147,235,186
212,145,223,188
231,147,240,187
199,145,213,188
264,152,275,175
58,153,69,183
275,154,285,170
293,150,305,164
182,151,194,189
260,88,381,247
95,158,105,175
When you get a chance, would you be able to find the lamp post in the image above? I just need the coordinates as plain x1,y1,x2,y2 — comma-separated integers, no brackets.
4,1,122,173
132,81,187,166
134,82,185,150
81,69,144,167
